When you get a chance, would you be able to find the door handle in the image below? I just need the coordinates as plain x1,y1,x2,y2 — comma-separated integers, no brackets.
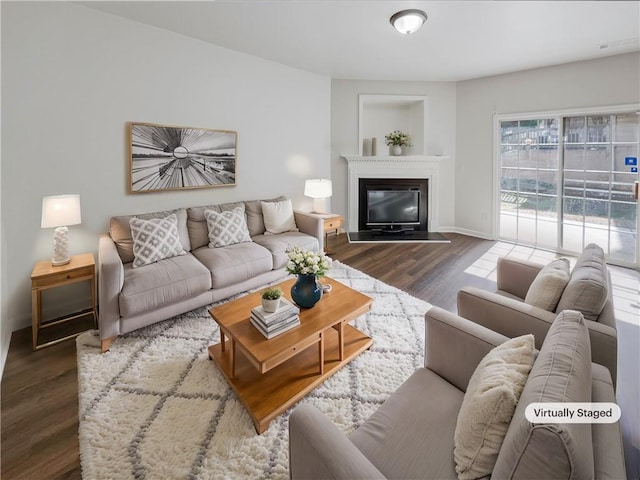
635,181,639,200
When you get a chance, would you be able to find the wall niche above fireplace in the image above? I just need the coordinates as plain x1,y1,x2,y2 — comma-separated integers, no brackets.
358,178,428,232
359,94,427,157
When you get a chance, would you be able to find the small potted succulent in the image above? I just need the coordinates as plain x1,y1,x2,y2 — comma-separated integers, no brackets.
261,286,283,313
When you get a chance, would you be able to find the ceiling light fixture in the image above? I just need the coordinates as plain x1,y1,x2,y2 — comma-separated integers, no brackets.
390,9,427,35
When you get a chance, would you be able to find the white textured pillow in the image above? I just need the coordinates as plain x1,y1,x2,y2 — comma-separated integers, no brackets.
454,334,536,480
205,207,251,248
261,199,298,235
524,258,570,311
129,214,186,268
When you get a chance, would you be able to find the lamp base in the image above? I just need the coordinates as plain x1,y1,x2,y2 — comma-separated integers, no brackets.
51,226,71,266
51,257,71,267
312,197,328,214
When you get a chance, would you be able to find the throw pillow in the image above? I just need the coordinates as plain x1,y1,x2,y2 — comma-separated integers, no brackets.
129,214,186,268
261,199,299,235
205,207,251,248
453,334,536,480
524,258,570,311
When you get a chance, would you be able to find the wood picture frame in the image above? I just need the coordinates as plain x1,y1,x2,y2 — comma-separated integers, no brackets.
129,122,237,193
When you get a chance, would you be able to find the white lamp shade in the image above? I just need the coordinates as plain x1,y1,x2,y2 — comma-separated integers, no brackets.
304,179,333,199
41,194,82,228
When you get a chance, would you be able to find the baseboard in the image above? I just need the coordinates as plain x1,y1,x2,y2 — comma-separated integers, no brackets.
438,226,495,241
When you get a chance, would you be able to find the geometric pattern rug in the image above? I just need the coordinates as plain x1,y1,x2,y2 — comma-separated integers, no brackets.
76,261,431,479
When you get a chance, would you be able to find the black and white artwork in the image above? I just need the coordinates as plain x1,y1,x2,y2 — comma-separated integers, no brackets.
129,122,237,193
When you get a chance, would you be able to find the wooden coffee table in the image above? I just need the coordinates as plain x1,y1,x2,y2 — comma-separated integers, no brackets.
208,277,373,433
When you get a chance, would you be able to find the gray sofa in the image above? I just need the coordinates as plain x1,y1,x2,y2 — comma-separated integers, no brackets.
98,197,323,352
457,243,618,385
289,307,626,479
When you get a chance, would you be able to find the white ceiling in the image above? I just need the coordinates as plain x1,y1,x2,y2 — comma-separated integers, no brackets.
82,1,640,82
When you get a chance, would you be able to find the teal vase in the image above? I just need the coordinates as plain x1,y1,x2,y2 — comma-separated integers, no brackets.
291,274,323,308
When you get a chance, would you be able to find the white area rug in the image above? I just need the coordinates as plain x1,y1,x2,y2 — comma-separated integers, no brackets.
76,261,431,479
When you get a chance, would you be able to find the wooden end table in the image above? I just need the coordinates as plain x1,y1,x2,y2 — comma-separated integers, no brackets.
208,276,372,433
30,253,98,350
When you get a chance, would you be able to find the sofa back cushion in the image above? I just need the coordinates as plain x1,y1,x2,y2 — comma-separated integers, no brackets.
186,201,244,250
110,208,190,264
524,258,570,311
492,310,594,479
556,243,608,321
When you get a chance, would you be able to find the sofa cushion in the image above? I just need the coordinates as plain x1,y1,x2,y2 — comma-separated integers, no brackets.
454,334,535,480
192,242,273,289
129,214,187,268
186,201,244,250
244,196,287,237
111,208,190,264
492,310,594,479
252,232,319,269
261,199,299,235
205,206,251,248
524,258,570,311
119,253,212,317
349,368,463,480
556,243,608,321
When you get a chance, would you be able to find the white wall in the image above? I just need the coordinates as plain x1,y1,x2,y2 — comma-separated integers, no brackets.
455,52,640,238
0,2,331,369
330,80,457,229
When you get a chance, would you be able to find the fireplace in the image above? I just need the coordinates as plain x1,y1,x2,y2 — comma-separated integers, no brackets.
358,178,428,231
342,155,445,233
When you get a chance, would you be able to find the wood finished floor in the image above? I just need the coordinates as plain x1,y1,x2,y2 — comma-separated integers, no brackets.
1,233,496,479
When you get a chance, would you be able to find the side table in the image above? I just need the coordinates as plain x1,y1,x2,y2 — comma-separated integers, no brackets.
308,213,343,253
30,252,98,350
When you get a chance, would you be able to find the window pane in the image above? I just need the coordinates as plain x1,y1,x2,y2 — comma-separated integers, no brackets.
537,219,557,247
537,172,558,195
614,113,639,142
584,145,610,171
501,121,518,144
613,145,637,171
587,115,609,143
500,213,517,239
610,202,637,231
501,145,518,167
609,233,637,264
564,146,584,170
563,223,583,252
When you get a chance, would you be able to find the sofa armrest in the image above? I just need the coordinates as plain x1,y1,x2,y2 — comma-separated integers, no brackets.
294,211,325,252
457,286,556,350
289,404,385,480
496,257,545,299
98,233,124,342
424,306,510,392
584,319,618,387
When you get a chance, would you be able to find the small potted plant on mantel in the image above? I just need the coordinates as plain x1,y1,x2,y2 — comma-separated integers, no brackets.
261,286,283,313
385,130,412,156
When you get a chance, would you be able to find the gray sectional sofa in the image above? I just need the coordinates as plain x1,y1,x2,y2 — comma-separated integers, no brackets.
98,197,323,352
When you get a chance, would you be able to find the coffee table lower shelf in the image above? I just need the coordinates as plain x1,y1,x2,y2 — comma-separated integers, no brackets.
208,324,372,434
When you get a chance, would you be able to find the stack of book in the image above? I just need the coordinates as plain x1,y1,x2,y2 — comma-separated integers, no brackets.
250,297,300,339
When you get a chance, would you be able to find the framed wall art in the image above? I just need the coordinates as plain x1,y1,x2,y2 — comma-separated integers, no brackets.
129,122,237,193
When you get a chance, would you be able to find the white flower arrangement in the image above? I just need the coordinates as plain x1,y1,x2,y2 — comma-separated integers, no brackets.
285,246,332,276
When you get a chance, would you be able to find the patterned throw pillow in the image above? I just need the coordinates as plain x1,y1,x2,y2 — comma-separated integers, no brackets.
205,207,251,248
129,214,187,268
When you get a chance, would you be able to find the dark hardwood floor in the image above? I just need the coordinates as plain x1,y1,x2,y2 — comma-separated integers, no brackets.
1,233,497,479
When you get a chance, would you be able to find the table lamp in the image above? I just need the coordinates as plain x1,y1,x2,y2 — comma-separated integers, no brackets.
41,194,82,266
304,179,332,214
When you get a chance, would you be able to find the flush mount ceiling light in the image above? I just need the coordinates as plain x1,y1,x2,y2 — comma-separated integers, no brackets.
390,9,428,35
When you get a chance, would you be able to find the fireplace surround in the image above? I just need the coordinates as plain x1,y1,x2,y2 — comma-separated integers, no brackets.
342,155,444,233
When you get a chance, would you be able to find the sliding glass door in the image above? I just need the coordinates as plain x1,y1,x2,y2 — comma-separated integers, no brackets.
498,109,639,266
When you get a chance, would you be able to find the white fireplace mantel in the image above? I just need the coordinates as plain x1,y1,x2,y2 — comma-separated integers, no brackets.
342,154,447,232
